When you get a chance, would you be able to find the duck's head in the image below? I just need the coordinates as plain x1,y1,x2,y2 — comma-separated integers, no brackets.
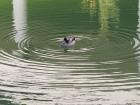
64,37,69,43
61,36,76,49
72,37,75,41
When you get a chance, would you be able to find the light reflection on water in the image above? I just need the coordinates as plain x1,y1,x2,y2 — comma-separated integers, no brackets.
0,0,140,104
12,0,27,43
136,0,140,74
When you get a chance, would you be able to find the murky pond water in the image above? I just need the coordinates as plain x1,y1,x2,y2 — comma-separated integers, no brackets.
0,0,140,105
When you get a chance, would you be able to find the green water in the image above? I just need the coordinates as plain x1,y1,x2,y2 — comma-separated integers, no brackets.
0,0,140,104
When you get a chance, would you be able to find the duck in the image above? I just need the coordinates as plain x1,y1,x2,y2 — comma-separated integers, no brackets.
60,36,76,48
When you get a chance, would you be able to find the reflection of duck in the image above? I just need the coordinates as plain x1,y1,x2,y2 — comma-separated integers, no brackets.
60,36,76,48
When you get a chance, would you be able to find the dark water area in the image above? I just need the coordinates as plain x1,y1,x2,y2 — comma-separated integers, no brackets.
0,0,140,104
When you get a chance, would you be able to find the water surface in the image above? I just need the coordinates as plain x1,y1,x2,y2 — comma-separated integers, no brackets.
0,0,140,104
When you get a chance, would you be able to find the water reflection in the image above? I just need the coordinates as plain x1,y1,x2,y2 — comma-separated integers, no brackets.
12,0,27,43
0,0,140,104
81,0,119,30
98,0,119,31
12,0,30,59
136,0,140,74
81,0,98,17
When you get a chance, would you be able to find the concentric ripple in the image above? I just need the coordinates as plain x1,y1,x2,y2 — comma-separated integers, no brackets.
0,27,140,76
1,23,140,104
0,0,140,104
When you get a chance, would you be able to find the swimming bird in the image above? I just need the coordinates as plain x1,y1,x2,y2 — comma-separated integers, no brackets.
60,36,76,48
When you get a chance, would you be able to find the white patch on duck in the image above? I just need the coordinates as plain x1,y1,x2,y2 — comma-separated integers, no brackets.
60,36,76,48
